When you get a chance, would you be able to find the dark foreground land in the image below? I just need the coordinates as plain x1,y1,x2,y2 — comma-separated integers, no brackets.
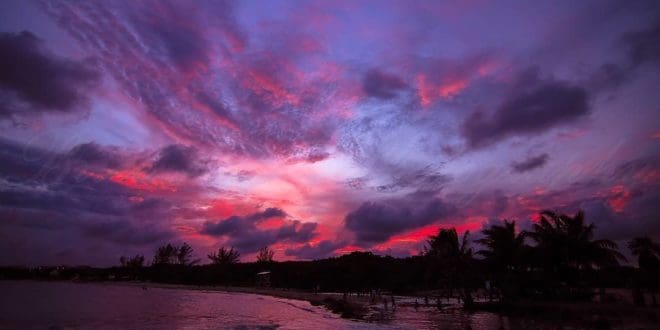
2,260,660,328
3,212,660,327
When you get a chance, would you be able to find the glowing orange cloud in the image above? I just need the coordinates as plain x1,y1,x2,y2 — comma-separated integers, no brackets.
109,170,177,193
417,74,433,107
416,74,469,107
335,245,362,255
257,217,286,230
534,186,546,196
207,199,237,218
438,78,468,99
608,185,631,213
389,224,440,243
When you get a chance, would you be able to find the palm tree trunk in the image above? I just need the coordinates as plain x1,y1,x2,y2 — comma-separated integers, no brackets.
461,288,474,308
651,288,658,307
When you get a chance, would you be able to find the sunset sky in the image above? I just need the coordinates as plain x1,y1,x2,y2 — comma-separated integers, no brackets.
1,0,659,266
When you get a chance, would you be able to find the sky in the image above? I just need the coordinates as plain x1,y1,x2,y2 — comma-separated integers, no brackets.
0,0,659,266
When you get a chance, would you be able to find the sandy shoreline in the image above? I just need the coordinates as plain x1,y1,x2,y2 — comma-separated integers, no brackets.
105,281,341,302
95,281,375,319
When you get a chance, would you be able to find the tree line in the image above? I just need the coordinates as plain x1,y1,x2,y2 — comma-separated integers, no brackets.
0,208,654,329
25,209,656,306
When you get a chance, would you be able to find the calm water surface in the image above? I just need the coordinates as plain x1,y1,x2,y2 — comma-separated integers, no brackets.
0,281,521,329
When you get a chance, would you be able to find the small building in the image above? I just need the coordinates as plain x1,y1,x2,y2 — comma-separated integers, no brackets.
256,271,271,287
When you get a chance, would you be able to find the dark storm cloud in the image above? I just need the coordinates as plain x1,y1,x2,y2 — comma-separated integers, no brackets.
586,20,660,92
147,144,208,177
344,191,457,245
68,143,123,169
362,69,408,99
0,31,99,117
622,22,660,67
230,220,318,253
201,208,318,253
511,153,549,173
0,170,166,217
255,207,287,220
0,139,131,188
462,69,590,148
0,138,58,183
285,239,348,260
0,139,178,251
0,139,128,189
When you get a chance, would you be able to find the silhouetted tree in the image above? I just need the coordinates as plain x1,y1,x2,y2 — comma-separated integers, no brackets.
527,210,625,272
119,254,145,268
629,236,660,306
153,243,178,265
208,247,241,265
177,242,200,266
153,243,199,266
628,237,660,271
478,220,527,271
477,220,528,301
425,228,475,307
257,246,275,263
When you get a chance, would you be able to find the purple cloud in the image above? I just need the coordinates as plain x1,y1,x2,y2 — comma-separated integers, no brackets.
0,31,99,117
511,153,550,173
345,191,457,245
463,68,590,148
201,208,318,253
147,144,208,177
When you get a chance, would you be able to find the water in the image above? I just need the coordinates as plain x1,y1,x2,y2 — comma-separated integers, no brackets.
0,281,557,329
0,281,372,330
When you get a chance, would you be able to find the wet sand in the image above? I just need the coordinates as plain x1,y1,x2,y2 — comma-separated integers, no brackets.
102,281,374,319
84,281,660,327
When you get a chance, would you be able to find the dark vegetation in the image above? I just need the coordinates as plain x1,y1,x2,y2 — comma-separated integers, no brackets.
1,210,659,309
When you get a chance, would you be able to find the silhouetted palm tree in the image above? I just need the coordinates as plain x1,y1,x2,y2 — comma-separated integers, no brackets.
527,210,625,272
628,237,660,271
425,228,472,260
477,220,527,271
629,237,660,306
425,228,475,307
477,220,528,301
208,247,241,265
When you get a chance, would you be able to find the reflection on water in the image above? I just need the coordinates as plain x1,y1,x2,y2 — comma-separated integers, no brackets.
0,281,369,330
0,281,520,329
